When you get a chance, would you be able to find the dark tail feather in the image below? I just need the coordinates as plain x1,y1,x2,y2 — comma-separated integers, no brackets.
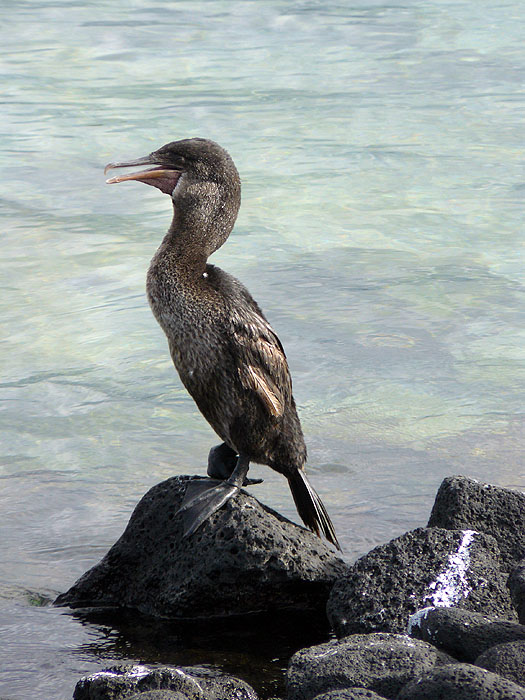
288,469,342,551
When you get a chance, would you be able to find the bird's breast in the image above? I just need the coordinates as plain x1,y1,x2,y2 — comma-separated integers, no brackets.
147,257,228,383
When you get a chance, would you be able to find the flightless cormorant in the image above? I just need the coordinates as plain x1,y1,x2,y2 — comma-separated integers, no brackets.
105,138,340,550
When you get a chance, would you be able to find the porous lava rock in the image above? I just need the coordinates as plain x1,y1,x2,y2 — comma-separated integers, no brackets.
427,475,525,572
73,664,258,700
408,606,525,662
312,689,389,700
55,476,346,618
509,559,525,624
475,641,525,688
286,633,453,700
397,662,525,700
128,692,188,700
327,527,514,637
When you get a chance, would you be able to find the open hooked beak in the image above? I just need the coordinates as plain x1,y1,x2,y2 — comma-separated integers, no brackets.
104,155,181,195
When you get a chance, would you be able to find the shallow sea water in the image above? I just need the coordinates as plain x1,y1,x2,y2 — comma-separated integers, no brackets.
1,0,524,697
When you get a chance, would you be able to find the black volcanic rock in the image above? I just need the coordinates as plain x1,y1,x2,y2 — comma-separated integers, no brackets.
509,560,525,624
397,662,525,700
475,641,525,688
327,527,514,637
312,690,389,700
73,664,258,700
408,607,525,662
56,476,346,619
286,633,453,700
427,476,525,572
128,692,189,700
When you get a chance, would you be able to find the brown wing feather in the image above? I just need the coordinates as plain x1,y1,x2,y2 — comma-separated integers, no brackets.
232,312,292,417
240,365,283,417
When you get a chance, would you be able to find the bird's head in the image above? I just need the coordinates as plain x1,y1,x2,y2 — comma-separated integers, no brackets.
105,138,241,253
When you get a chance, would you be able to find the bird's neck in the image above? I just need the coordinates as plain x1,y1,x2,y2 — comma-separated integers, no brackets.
154,173,240,278
156,206,211,277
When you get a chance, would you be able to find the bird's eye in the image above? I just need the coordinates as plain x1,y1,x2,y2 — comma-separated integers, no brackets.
172,154,189,167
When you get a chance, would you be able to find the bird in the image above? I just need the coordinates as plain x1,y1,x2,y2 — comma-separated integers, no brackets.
105,138,341,550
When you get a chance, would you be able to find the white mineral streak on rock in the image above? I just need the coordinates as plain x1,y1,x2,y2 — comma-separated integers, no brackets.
311,646,341,659
424,530,477,607
407,531,478,637
407,606,434,635
174,668,204,692
86,664,151,680
127,665,152,679
83,666,206,693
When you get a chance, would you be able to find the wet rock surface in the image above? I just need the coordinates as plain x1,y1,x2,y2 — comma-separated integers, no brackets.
327,526,514,637
286,633,453,700
73,664,259,700
475,641,525,688
427,475,525,572
408,606,525,661
397,662,525,700
55,475,346,619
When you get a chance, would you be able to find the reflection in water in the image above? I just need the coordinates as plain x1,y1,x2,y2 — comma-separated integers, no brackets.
0,591,330,699
1,0,524,697
69,606,332,698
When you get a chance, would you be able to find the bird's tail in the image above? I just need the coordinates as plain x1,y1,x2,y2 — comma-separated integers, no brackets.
287,469,341,551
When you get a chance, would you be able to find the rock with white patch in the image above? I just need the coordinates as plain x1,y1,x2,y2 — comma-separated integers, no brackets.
286,633,454,700
55,476,346,619
408,607,525,661
73,663,258,700
397,662,525,700
73,665,152,700
428,475,525,572
327,527,515,637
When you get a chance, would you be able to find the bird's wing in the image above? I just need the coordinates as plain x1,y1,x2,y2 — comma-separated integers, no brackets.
231,312,292,418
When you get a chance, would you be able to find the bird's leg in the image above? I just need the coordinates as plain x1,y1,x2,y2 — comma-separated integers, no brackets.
225,452,251,488
207,443,263,485
177,453,252,537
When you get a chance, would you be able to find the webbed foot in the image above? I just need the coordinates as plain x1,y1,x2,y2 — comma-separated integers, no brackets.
177,453,252,537
177,478,240,537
